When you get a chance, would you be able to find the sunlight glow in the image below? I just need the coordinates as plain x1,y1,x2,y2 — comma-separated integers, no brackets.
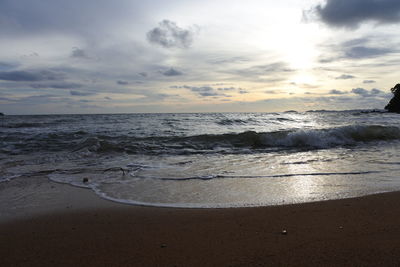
291,72,317,85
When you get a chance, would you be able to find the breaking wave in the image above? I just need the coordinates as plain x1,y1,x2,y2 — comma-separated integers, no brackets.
3,124,398,155
71,125,400,153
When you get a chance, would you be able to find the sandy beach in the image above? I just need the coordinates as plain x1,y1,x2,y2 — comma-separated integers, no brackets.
1,177,400,266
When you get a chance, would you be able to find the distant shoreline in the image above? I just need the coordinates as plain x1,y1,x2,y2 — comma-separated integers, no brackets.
0,108,388,116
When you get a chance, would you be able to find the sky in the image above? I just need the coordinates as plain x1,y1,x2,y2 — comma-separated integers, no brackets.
1,0,400,114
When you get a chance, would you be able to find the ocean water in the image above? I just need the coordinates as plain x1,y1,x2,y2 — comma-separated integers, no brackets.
1,110,400,208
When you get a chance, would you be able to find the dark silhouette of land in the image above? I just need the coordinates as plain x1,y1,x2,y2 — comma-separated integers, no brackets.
385,84,400,112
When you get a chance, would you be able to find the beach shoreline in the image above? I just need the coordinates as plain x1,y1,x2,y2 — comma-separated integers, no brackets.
2,177,400,266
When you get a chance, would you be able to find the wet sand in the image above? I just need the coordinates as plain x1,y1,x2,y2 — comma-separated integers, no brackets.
1,177,400,266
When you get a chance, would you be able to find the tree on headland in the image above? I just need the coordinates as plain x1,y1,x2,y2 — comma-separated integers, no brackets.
385,84,400,113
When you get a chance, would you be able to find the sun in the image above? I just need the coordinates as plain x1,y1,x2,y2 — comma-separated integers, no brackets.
273,23,322,70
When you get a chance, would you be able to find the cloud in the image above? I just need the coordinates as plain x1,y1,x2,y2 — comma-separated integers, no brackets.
264,90,281,94
224,62,294,83
290,82,320,89
363,80,376,84
329,89,348,95
217,87,236,91
335,74,355,79
116,80,129,85
0,0,148,38
0,62,18,71
244,62,293,75
314,0,400,28
215,86,249,94
351,87,386,97
173,85,247,97
147,20,197,49
162,68,183,76
208,56,250,65
174,85,235,97
30,82,82,89
345,46,392,58
340,38,395,59
71,47,89,59
371,88,384,94
70,90,95,96
319,37,395,62
138,72,148,77
187,86,220,97
0,70,64,81
352,87,370,96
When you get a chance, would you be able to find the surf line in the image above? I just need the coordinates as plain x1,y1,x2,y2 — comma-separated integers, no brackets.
133,171,381,181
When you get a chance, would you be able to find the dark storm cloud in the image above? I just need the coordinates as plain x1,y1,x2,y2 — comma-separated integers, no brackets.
335,74,355,79
314,0,400,28
162,68,183,76
147,20,197,49
0,70,65,82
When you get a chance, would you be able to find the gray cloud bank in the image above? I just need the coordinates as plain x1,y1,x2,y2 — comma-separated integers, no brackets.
315,0,400,28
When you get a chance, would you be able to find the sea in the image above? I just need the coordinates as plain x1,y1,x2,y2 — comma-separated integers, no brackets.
1,110,400,208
